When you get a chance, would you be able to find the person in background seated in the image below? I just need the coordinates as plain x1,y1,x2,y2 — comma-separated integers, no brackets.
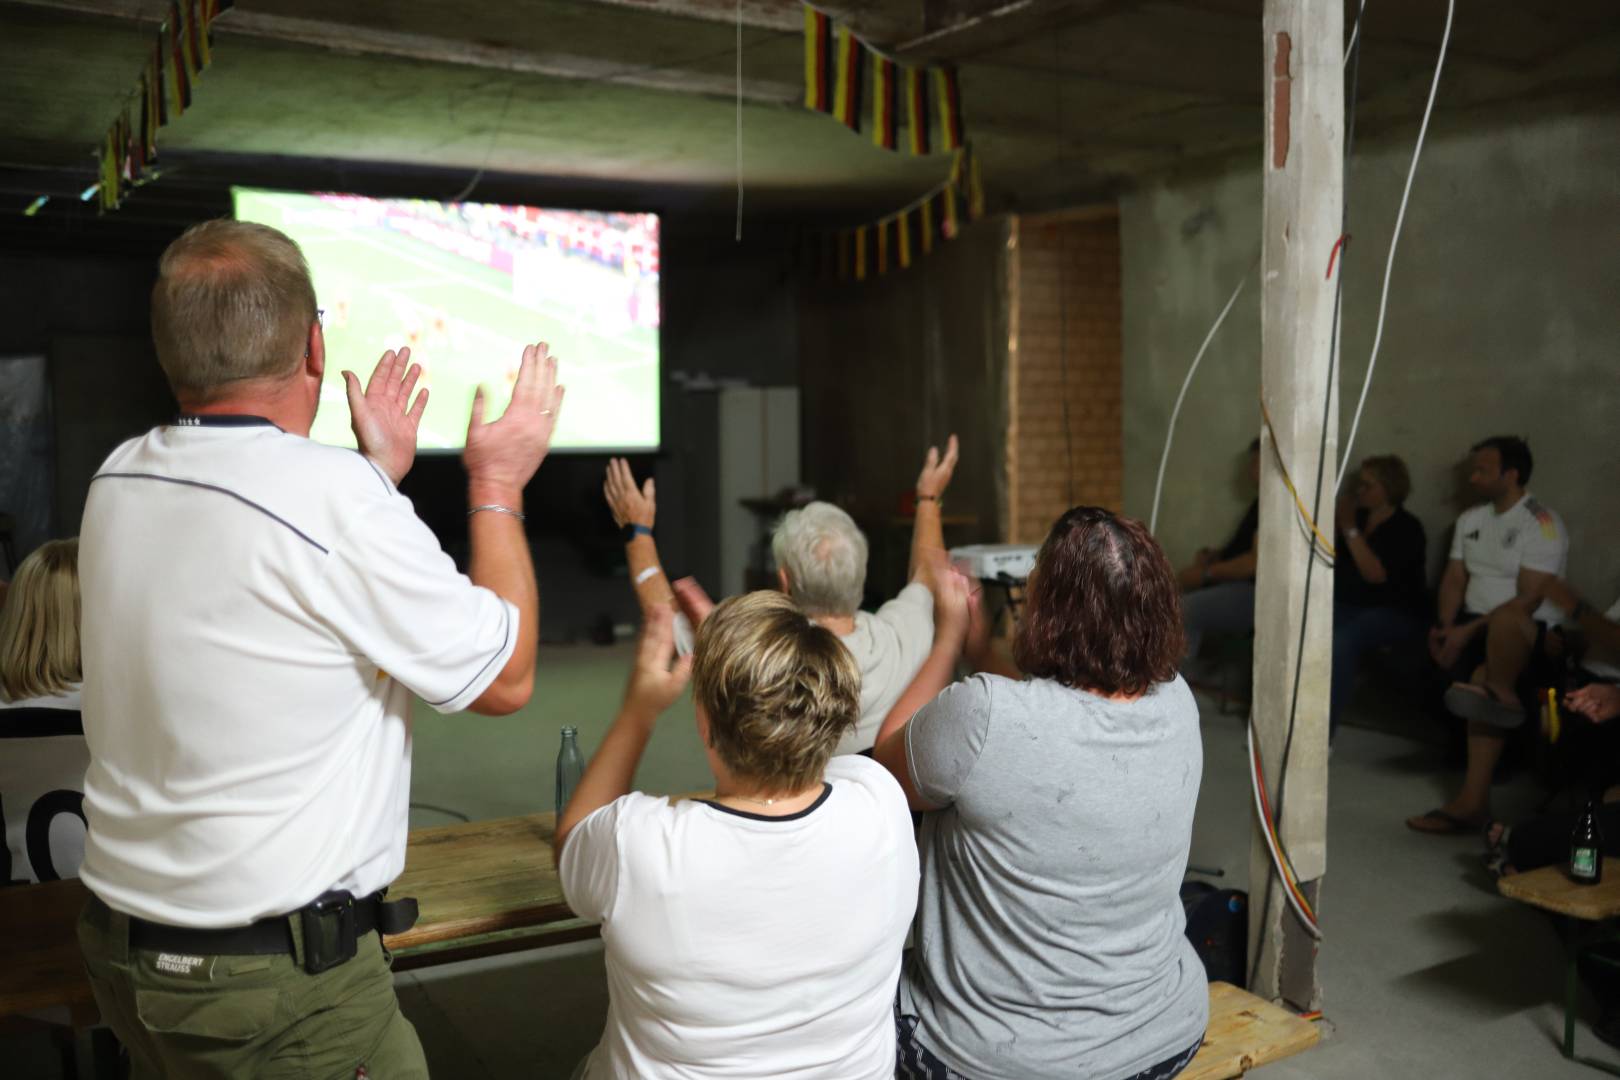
1331,455,1428,739
1178,438,1260,681
0,538,88,883
556,594,918,1080
874,507,1207,1080
1408,435,1568,834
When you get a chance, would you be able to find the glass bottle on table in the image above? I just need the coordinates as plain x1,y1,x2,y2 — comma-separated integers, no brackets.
1571,798,1604,887
556,726,584,819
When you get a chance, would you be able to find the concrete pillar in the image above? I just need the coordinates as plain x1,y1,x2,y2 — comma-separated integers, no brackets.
1248,0,1343,1008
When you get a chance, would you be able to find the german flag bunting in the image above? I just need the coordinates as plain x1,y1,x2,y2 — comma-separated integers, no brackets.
854,224,868,281
897,212,912,268
871,55,897,150
832,26,864,132
940,183,959,240
193,0,212,69
919,198,934,254
153,37,168,126
169,3,192,115
876,218,890,274
967,146,985,220
180,0,201,80
905,66,929,155
803,6,832,113
933,66,963,151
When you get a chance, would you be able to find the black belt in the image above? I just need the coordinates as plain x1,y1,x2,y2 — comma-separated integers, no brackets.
128,890,419,975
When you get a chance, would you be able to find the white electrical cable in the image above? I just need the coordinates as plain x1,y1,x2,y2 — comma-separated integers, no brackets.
1336,0,1453,491
1149,11,1369,541
1148,258,1256,536
1248,720,1323,938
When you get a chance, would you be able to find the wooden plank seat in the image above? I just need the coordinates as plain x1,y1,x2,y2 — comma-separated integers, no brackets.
1181,982,1320,1080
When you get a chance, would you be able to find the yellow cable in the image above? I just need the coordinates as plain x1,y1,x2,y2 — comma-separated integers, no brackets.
1259,395,1336,560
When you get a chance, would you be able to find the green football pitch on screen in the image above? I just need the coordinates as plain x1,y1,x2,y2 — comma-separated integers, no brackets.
232,188,661,452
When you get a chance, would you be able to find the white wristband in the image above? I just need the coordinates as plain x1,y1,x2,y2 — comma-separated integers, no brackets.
634,565,662,586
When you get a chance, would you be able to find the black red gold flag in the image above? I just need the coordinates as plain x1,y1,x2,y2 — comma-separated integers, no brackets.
933,66,964,151
803,6,833,113
897,212,912,269
832,26,864,133
153,37,168,126
871,55,897,150
169,5,192,114
854,224,868,281
967,145,985,220
876,218,889,274
192,0,212,70
940,184,959,240
905,66,929,155
919,198,934,254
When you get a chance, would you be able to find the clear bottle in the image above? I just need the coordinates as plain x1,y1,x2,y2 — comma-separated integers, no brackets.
1570,799,1604,887
556,726,585,819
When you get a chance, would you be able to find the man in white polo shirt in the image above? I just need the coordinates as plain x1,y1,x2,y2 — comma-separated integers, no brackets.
76,219,564,1078
1408,435,1567,834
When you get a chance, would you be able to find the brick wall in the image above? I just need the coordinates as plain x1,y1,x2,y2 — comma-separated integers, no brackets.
1005,210,1123,544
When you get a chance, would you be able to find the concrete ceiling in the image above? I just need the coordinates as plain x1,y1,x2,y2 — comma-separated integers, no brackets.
1,0,1616,229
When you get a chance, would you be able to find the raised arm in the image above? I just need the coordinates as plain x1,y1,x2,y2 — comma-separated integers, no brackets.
909,435,958,583
554,605,692,858
605,457,673,614
463,343,565,715
1335,496,1387,585
872,569,971,810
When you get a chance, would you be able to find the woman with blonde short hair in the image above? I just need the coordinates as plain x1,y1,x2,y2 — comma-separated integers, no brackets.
556,593,919,1079
1,538,90,882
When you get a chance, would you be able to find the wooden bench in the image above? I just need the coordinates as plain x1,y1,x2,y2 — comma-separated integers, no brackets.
1500,864,1620,1075
3,808,1320,1079
1182,982,1319,1079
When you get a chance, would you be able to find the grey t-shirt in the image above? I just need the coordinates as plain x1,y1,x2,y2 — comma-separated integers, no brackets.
833,582,935,756
899,673,1208,1080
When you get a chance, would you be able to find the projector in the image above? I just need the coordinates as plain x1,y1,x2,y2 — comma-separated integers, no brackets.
949,544,1039,582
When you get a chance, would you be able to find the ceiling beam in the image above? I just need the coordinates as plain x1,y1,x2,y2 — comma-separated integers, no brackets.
5,0,807,104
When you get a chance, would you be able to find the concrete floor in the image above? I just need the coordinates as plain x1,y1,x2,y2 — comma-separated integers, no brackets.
7,642,1613,1078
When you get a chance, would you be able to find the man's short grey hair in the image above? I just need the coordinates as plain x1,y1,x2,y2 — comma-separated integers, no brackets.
151,219,318,400
771,501,868,617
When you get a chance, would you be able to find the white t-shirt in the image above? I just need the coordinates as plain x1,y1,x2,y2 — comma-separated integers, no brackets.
0,687,88,884
833,582,934,755
559,755,919,1080
78,419,518,927
1578,596,1620,682
1448,493,1568,624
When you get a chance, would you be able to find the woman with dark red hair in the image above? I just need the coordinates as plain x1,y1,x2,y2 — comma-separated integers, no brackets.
874,506,1207,1080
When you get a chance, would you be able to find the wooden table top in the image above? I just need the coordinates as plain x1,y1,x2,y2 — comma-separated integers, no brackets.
0,807,587,1022
1498,864,1620,921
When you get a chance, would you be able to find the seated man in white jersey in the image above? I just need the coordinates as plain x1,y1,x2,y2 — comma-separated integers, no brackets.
1408,435,1568,834
556,593,918,1080
76,219,564,1078
602,437,959,757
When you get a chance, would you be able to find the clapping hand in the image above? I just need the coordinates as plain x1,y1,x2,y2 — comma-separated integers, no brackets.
345,347,428,485
604,458,656,530
622,605,694,720
464,342,565,498
916,434,960,500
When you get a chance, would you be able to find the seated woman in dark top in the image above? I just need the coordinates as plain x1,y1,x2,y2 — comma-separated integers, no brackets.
1332,454,1428,736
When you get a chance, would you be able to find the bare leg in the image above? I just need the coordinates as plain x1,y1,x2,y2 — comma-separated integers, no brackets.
1443,721,1508,820
1483,604,1536,705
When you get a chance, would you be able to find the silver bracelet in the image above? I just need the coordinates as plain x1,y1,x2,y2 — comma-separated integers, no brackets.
468,504,526,522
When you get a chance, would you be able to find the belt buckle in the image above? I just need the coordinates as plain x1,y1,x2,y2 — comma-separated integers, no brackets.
301,890,358,975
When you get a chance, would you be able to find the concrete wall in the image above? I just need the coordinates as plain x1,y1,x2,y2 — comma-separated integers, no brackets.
1121,111,1620,600
799,218,1011,602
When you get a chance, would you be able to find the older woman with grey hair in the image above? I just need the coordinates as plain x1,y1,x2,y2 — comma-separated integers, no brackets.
771,436,959,755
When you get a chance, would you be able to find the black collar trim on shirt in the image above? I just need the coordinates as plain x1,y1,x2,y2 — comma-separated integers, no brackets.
173,414,282,430
699,782,833,822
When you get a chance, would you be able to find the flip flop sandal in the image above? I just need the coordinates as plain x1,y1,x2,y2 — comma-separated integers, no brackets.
1473,694,1527,731
1444,683,1489,721
1406,807,1485,835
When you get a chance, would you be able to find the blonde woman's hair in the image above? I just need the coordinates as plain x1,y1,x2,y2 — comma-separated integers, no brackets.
0,539,81,702
151,219,318,400
770,501,868,617
691,591,860,793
